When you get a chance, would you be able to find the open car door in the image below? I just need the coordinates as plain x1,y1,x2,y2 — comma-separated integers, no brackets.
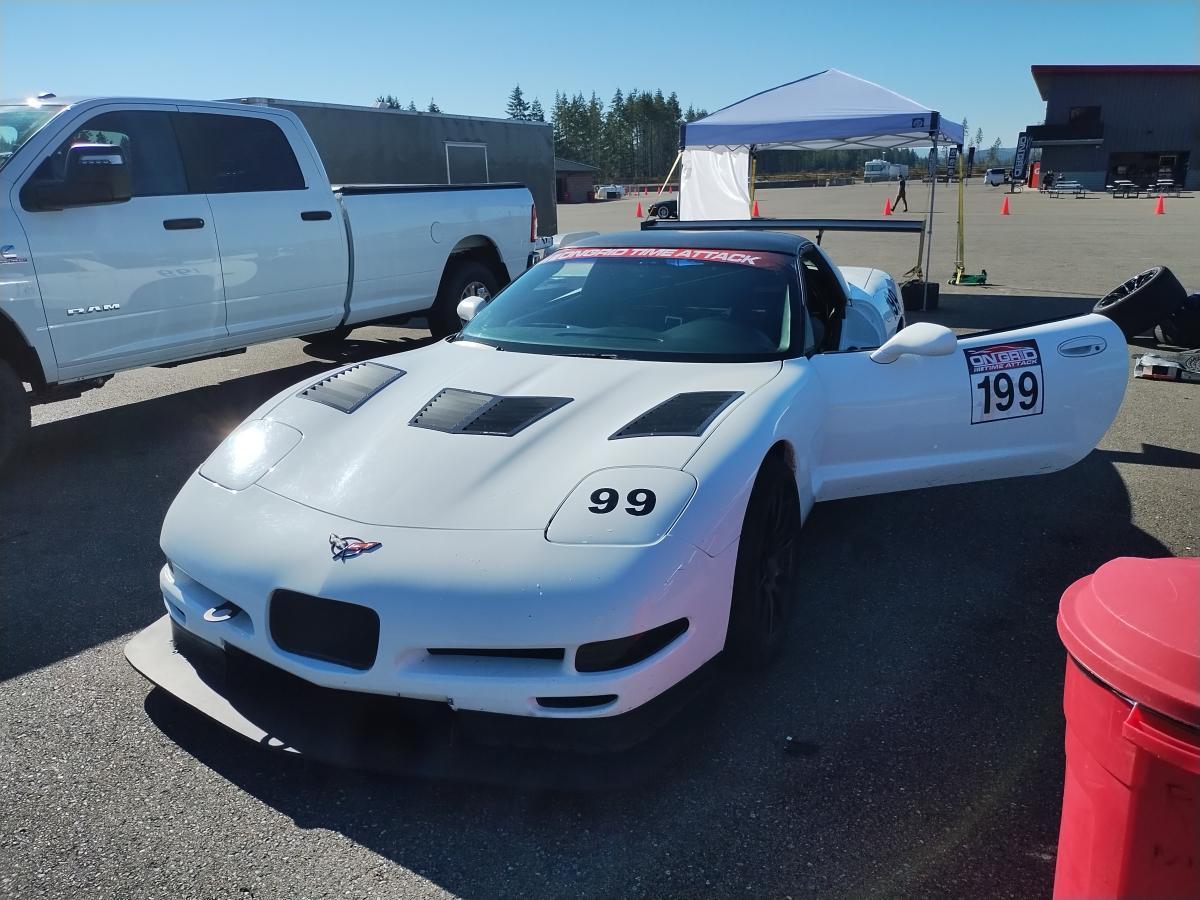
808,314,1128,501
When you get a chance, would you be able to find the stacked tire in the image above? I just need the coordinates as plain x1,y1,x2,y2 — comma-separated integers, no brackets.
1154,293,1200,349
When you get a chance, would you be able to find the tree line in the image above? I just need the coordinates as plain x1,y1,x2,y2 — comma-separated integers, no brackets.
371,88,1009,179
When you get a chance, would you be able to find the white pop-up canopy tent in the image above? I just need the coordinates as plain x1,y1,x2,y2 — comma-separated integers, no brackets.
677,69,964,283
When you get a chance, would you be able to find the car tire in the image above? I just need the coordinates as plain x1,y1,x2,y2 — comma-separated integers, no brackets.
300,324,353,345
1154,293,1200,349
724,451,801,669
0,358,31,470
657,206,671,220
1093,266,1187,340
430,260,499,338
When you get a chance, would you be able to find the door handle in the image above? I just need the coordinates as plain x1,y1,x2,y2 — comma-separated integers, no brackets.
163,218,205,230
301,210,333,221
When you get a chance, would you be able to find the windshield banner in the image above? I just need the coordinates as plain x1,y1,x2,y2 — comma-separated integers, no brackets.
547,247,786,268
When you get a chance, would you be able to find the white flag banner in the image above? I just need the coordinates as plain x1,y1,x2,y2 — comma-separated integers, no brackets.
680,147,751,220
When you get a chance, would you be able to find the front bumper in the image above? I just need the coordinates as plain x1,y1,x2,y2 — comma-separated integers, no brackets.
126,615,718,785
150,477,735,722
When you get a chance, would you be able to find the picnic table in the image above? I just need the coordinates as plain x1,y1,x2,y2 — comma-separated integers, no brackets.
1049,180,1087,198
1147,179,1181,197
1108,180,1138,198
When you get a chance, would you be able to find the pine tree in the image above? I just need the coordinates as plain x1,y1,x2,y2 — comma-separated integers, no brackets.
974,127,984,150
406,100,418,112
505,85,530,120
987,136,1002,165
375,94,402,109
528,98,544,122
427,98,441,113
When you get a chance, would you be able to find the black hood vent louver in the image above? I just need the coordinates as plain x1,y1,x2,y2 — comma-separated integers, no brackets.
298,362,405,413
410,388,572,436
610,391,743,439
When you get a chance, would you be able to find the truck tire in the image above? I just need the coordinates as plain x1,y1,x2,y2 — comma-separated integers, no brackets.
724,452,801,670
1154,293,1200,349
0,359,31,470
430,260,498,338
1093,266,1186,340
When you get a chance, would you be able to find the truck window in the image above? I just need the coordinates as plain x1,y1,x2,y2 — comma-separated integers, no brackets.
27,110,187,197
173,113,305,193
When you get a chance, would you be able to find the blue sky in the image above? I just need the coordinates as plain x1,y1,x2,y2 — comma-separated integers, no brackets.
2,0,1196,146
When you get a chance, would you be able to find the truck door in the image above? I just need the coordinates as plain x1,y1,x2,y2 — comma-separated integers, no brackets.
806,314,1128,501
12,105,225,379
172,109,349,341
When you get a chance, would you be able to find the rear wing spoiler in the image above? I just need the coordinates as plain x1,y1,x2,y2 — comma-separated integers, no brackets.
640,217,922,245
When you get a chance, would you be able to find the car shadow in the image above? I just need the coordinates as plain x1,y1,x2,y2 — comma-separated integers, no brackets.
139,451,1167,899
0,334,427,681
912,292,1098,333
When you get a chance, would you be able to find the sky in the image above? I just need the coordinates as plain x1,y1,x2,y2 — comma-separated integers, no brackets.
2,0,1197,147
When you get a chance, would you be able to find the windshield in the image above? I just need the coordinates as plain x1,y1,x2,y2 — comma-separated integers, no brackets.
459,247,798,361
0,103,66,171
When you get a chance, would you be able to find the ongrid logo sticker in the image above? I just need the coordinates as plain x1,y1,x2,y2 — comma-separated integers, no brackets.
964,339,1044,424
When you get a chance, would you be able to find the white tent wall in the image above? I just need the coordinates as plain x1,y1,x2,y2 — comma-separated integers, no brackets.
679,147,752,220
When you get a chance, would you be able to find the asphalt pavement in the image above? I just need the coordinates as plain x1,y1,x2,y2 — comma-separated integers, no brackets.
1,181,1197,899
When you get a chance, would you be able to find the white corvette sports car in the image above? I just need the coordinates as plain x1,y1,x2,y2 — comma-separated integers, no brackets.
127,224,1128,756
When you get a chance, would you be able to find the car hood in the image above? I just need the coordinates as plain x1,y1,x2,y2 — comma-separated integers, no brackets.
253,340,782,529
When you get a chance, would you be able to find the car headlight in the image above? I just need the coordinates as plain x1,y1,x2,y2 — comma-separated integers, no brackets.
199,419,302,491
546,467,697,546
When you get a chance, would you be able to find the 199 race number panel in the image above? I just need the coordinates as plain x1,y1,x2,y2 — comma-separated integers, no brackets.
964,340,1044,424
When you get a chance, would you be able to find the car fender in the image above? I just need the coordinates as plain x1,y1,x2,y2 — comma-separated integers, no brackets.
676,359,820,557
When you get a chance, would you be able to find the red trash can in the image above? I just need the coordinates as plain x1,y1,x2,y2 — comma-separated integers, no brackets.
1055,556,1200,899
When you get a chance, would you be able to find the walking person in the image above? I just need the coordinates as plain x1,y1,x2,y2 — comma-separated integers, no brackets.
893,173,908,212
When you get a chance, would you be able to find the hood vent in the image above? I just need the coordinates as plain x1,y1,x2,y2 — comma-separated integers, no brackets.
299,362,405,413
410,388,572,436
610,391,743,439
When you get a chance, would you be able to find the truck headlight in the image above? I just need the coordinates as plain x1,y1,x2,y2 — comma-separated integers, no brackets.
199,419,302,491
546,468,697,546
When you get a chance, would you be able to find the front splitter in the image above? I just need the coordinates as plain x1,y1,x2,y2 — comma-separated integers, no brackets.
125,615,716,790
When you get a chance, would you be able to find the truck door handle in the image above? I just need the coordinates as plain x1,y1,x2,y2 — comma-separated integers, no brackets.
163,218,205,230
301,210,333,221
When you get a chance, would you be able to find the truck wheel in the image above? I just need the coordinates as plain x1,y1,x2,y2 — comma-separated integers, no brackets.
724,452,801,669
0,359,31,469
1093,266,1186,340
430,261,498,338
300,325,353,345
656,206,671,219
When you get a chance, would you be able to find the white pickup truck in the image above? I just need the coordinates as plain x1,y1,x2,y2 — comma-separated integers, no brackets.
0,95,546,463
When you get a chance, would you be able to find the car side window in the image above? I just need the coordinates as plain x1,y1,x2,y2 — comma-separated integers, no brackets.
799,250,845,353
28,110,187,197
173,112,305,193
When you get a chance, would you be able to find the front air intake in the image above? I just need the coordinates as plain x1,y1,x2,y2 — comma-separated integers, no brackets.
298,362,405,413
610,391,743,439
410,389,571,436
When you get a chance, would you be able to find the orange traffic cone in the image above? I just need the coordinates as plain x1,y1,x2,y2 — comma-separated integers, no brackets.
1155,196,1165,215
1000,196,1010,215
883,198,892,216
752,199,760,217
635,201,643,218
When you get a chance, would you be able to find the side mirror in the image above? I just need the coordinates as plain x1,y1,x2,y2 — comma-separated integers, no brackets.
29,143,132,210
869,322,957,364
456,294,489,324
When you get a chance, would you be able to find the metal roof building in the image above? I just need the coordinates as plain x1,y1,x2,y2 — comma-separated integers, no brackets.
1023,65,1200,190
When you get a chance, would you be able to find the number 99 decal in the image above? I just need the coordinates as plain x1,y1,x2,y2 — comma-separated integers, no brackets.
964,339,1045,424
589,488,657,517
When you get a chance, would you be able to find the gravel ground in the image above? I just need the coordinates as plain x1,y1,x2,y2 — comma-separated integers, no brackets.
1,180,1197,900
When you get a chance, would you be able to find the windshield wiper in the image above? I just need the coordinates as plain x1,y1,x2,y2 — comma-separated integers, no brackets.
558,351,622,359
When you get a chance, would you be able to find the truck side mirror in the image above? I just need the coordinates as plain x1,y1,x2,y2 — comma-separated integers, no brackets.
28,143,132,210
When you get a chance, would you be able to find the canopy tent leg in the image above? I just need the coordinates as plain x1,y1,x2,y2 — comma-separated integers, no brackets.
749,150,757,215
923,139,938,308
657,151,683,198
